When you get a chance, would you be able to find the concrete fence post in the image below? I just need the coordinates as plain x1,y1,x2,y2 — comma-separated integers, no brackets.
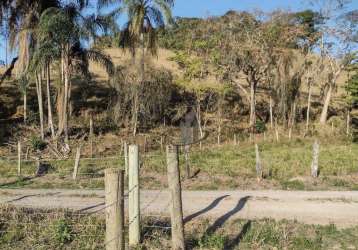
105,168,125,250
72,146,81,180
311,140,319,178
255,144,263,181
166,145,185,250
128,144,140,246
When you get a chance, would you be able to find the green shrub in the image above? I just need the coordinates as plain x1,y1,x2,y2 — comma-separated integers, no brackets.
198,233,227,249
30,135,47,151
52,218,73,245
281,180,305,190
255,120,266,133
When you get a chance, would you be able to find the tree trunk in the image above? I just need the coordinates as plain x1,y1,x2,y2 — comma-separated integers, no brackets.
289,101,296,140
217,98,222,146
35,72,44,139
320,83,333,124
196,102,203,149
269,96,273,129
132,34,145,137
46,64,55,139
249,81,256,128
23,92,27,124
57,45,70,142
132,91,138,137
306,81,312,132
57,49,66,137
347,110,350,136
63,47,70,143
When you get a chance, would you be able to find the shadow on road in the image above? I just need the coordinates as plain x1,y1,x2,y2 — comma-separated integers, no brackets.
77,202,105,213
6,192,61,203
205,196,251,235
184,195,230,224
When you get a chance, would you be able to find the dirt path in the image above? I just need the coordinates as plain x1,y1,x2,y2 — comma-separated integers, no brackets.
1,189,358,228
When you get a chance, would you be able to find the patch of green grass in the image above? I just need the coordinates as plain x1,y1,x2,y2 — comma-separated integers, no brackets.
280,180,305,190
0,136,357,190
198,233,227,249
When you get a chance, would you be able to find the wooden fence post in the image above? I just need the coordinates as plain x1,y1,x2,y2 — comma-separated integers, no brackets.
72,146,81,180
17,141,21,176
255,144,263,181
128,144,140,246
311,140,319,178
105,169,125,250
166,145,185,250
124,142,129,177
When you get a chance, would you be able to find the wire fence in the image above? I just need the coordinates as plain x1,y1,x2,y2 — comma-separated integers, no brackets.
0,144,190,249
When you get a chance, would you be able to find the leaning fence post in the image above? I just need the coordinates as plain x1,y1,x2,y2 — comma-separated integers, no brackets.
311,140,319,178
72,146,81,180
128,144,140,246
105,169,125,250
17,141,21,176
255,144,263,181
166,145,185,250
124,142,129,177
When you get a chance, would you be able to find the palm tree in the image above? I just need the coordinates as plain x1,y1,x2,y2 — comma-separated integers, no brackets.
37,2,114,141
98,0,174,136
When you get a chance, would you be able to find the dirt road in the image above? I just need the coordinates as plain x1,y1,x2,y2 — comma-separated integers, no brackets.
0,189,358,228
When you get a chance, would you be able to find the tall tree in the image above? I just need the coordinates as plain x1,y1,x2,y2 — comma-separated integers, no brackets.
38,2,114,141
98,0,174,136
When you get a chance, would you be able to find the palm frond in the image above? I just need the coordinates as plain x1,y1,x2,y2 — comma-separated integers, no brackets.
97,0,121,9
147,6,165,28
86,48,115,76
154,0,174,25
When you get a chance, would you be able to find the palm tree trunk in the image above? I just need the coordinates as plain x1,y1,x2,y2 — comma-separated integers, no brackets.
35,72,44,139
57,49,66,137
63,46,70,143
23,92,27,124
46,64,55,139
132,33,145,136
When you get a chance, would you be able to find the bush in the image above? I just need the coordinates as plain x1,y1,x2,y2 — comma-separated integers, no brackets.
30,135,47,151
255,120,266,133
198,233,227,249
52,218,73,245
